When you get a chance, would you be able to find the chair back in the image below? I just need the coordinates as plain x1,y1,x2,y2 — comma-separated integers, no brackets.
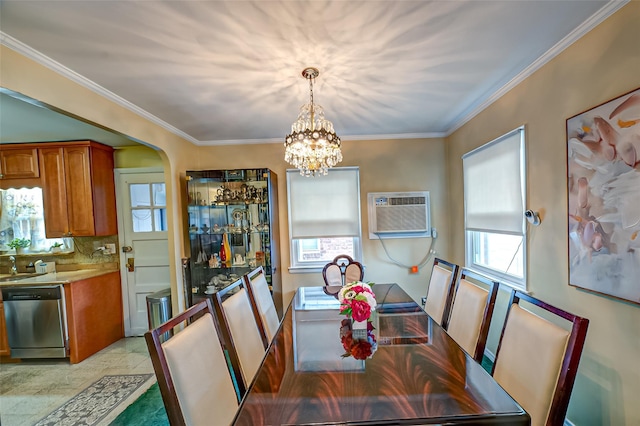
244,266,280,346
144,299,242,426
492,290,589,426
322,254,364,296
213,278,267,387
446,269,499,362
423,258,459,327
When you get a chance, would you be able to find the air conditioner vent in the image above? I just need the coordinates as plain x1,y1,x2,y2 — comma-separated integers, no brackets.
368,192,431,239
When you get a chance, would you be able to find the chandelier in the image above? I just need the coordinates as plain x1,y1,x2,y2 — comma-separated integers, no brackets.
284,67,342,177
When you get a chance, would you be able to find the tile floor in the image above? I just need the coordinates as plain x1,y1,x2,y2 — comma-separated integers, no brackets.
0,337,154,426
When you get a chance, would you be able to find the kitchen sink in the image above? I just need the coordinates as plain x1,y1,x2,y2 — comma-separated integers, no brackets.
0,273,47,283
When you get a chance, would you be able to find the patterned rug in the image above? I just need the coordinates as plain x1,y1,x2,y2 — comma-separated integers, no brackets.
34,374,154,426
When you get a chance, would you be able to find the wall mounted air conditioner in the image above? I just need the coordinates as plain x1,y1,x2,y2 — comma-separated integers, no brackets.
367,191,431,239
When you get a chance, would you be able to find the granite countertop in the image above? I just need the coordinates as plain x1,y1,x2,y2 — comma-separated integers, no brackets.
0,268,118,287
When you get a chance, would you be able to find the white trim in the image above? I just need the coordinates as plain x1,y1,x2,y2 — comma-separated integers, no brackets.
0,32,199,145
446,0,629,136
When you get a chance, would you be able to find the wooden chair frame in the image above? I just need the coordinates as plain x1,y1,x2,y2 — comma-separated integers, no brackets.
423,257,460,329
243,266,278,348
491,290,589,425
447,268,499,362
144,299,245,426
321,254,364,296
211,277,268,391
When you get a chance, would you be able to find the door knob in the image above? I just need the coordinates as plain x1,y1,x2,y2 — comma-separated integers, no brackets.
122,246,133,253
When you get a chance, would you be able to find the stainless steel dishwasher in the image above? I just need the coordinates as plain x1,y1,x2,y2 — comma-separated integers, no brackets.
1,285,67,358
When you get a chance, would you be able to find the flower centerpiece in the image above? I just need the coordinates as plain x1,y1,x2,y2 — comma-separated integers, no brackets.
340,318,378,360
338,281,377,322
338,281,378,360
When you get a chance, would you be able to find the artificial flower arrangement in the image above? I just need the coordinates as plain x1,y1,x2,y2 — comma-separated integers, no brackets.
338,281,378,360
338,281,377,322
340,318,378,360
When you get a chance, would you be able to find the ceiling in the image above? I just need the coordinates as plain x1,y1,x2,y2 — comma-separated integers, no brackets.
0,0,620,148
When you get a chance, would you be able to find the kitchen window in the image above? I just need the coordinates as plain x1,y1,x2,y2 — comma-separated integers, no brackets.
463,127,526,290
287,167,362,272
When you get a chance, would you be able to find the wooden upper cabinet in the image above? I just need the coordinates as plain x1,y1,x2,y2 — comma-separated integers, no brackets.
40,141,117,237
0,147,40,179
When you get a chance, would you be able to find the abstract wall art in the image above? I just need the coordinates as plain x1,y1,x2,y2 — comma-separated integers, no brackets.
567,87,640,304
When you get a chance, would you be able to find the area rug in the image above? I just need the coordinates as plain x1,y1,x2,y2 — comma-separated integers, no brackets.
34,374,153,426
109,382,169,426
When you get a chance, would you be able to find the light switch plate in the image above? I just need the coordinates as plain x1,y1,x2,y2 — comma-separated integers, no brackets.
105,244,116,254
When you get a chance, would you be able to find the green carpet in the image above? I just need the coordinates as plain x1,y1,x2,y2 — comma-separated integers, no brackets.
109,383,168,426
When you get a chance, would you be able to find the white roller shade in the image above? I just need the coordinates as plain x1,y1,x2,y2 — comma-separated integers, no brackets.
463,128,524,235
287,167,361,239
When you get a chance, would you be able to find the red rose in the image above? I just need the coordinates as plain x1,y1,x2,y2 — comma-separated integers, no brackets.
351,299,371,322
350,340,373,360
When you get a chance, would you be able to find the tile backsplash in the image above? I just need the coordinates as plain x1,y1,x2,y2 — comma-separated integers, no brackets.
0,235,119,274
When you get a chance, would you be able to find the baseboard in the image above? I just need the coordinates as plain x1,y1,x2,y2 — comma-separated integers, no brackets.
564,419,576,426
483,348,496,363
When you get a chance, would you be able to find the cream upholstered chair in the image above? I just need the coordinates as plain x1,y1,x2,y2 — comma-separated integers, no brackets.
491,290,589,426
423,258,459,328
446,269,499,362
322,254,364,296
244,266,280,346
144,299,243,426
213,277,267,387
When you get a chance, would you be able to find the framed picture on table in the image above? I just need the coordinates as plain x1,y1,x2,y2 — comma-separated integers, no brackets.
566,87,640,305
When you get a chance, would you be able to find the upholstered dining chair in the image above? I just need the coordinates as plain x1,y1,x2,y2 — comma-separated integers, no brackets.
491,290,589,426
423,258,459,328
144,299,243,426
212,277,268,387
322,254,364,296
445,268,499,362
244,266,280,347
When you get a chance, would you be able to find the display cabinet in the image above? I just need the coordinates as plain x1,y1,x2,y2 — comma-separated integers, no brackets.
185,169,281,315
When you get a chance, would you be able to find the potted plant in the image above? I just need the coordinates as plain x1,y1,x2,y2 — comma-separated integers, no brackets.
50,242,64,253
9,238,31,254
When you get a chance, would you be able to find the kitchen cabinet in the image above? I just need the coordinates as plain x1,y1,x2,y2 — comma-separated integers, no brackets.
64,270,123,363
185,168,282,316
0,147,39,179
0,293,9,357
39,141,117,237
0,146,41,190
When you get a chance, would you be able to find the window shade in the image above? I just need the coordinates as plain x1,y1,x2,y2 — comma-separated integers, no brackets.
287,167,360,239
463,128,524,235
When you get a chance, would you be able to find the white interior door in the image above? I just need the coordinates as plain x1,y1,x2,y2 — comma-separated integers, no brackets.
116,169,170,336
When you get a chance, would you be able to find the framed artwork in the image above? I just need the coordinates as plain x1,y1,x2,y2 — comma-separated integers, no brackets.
567,87,640,304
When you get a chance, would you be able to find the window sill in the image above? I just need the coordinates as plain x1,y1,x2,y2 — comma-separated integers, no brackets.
288,266,323,274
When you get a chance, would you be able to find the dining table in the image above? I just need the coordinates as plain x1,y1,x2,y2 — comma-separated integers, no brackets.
231,283,530,425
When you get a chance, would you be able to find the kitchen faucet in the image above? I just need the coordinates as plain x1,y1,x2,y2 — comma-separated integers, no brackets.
9,255,18,275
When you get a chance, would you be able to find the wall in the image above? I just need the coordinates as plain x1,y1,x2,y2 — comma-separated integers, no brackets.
446,3,640,424
189,137,448,305
113,145,163,168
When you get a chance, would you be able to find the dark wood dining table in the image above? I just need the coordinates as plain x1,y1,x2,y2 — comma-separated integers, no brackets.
232,283,530,425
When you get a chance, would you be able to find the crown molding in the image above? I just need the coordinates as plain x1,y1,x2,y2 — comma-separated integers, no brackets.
1,31,199,145
445,0,629,136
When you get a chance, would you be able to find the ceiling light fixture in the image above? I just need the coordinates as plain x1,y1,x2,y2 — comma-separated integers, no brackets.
284,67,342,177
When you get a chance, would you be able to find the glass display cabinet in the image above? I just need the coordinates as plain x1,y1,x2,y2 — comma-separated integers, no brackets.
184,169,281,314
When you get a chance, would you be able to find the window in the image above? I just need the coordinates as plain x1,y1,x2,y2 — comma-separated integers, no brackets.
287,167,362,271
463,127,526,290
129,183,167,232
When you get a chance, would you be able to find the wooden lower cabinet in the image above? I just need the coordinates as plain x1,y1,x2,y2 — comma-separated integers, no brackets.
0,297,9,357
64,271,124,364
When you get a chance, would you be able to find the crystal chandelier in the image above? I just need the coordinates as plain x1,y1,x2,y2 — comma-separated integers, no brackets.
284,67,342,177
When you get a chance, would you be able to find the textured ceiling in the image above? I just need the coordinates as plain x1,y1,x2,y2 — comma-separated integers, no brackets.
0,0,618,147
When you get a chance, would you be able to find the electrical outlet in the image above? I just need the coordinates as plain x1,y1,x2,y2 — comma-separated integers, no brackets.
105,244,116,255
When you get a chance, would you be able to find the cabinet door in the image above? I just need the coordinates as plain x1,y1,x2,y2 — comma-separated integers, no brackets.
0,301,9,356
40,147,70,237
0,148,39,179
64,146,96,236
